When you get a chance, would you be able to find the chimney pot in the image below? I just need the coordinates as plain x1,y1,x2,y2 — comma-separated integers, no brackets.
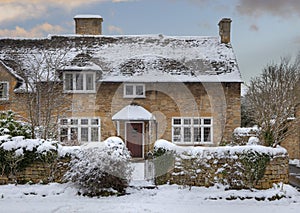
74,15,103,35
218,18,232,44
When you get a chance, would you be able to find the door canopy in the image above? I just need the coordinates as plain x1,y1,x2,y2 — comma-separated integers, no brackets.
112,105,155,121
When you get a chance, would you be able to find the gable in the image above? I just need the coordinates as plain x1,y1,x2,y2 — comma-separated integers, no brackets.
0,60,23,82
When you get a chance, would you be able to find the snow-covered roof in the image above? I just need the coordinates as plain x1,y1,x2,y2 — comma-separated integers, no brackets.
112,105,155,121
0,34,242,83
0,60,23,81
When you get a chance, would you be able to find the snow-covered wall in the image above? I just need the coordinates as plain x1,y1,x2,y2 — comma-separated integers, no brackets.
154,140,289,189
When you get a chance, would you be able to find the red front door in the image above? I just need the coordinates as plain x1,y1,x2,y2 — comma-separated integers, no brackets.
126,123,143,158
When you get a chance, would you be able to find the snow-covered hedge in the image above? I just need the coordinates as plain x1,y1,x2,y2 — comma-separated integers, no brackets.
64,137,132,197
0,135,79,182
153,140,289,189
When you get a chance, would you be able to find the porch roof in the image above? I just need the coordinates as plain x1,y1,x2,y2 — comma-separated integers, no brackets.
112,105,155,121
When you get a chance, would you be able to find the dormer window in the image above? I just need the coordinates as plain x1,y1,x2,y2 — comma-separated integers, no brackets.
63,72,95,93
124,84,145,98
0,82,9,100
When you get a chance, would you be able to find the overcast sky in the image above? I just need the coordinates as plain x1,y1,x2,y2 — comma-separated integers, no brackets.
1,0,300,83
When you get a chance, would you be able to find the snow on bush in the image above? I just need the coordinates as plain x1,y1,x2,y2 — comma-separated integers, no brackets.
0,110,31,138
233,126,259,137
64,137,133,197
247,136,260,146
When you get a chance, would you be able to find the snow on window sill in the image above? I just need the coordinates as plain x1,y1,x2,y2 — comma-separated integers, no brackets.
63,90,96,94
123,95,146,99
173,142,213,146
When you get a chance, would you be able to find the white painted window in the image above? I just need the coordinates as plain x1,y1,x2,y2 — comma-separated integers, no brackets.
172,117,213,144
63,72,95,93
124,84,145,98
59,117,100,143
0,82,9,100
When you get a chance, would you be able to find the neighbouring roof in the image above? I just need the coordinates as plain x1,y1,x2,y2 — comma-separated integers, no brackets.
112,105,155,121
0,60,24,81
0,34,242,83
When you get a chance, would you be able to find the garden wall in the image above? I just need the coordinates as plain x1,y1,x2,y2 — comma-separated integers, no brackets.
0,158,69,185
154,141,289,189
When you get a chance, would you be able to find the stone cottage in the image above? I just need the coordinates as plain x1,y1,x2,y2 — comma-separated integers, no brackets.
0,16,242,158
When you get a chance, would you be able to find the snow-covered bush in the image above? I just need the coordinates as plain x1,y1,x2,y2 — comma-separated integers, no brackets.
0,110,31,138
247,136,260,145
231,126,260,146
153,139,176,181
64,137,132,197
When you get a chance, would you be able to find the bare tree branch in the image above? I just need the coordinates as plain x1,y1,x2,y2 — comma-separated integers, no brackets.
246,56,300,146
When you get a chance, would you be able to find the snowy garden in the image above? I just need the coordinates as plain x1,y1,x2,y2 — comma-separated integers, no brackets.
0,111,300,212
0,136,299,212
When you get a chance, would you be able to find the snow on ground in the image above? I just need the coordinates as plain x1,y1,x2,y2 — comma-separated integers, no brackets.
0,183,300,213
290,159,300,168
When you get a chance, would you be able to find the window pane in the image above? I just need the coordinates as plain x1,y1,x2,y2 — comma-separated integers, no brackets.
204,127,211,142
173,118,181,125
173,127,181,142
91,119,99,125
204,119,211,125
70,119,78,125
183,119,191,125
64,74,73,90
60,119,68,125
70,127,78,141
0,83,8,99
194,127,201,142
81,127,88,142
75,74,84,90
86,74,94,90
136,85,144,96
81,119,88,125
125,85,134,96
193,118,201,125
183,127,191,142
60,128,68,142
91,127,99,141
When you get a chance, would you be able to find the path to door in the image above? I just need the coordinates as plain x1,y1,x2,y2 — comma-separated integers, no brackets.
289,164,300,191
130,160,155,188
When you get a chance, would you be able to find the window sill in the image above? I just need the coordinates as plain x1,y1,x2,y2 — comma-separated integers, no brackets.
174,142,213,146
123,95,146,99
63,90,96,94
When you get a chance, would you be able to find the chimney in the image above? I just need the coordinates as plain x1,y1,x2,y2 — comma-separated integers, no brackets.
74,15,103,35
218,18,232,44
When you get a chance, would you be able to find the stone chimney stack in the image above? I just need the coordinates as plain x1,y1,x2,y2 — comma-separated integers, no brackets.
74,15,103,35
218,18,232,44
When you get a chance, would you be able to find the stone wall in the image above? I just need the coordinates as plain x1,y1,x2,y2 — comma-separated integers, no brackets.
154,145,289,189
0,158,69,185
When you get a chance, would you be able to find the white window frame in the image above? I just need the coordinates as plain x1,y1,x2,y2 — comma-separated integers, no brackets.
0,81,9,101
123,83,146,98
59,117,101,143
172,117,213,145
63,72,96,93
